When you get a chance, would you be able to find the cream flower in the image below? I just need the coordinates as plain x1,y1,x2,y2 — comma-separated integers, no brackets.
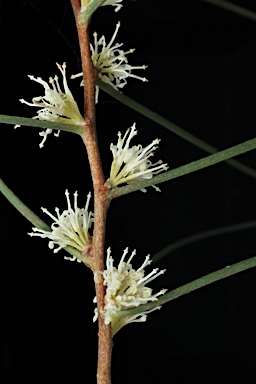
105,123,169,192
71,22,147,102
18,63,84,148
93,247,167,336
82,0,123,12
101,0,123,12
28,190,93,258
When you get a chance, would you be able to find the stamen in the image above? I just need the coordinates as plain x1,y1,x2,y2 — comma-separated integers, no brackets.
17,63,83,148
28,190,93,258
105,123,168,192
94,247,166,336
71,23,147,103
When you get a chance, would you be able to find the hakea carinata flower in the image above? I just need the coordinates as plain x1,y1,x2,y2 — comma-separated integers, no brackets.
71,22,147,103
28,190,93,260
105,123,169,192
93,247,167,336
82,0,123,12
16,63,84,148
101,0,123,12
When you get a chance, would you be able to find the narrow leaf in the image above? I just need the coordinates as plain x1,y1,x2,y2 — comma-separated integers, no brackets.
107,136,256,199
153,220,256,262
0,114,85,134
97,80,256,179
200,0,256,22
112,255,256,318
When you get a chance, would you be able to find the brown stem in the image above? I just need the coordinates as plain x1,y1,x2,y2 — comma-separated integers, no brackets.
70,1,113,383
70,0,81,16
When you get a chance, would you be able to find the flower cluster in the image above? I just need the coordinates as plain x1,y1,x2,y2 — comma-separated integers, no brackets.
105,123,168,192
82,0,123,12
101,0,123,12
71,22,147,102
17,63,84,148
28,190,93,259
93,247,167,335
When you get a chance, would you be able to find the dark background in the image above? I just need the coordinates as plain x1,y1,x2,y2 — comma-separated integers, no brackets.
1,0,256,382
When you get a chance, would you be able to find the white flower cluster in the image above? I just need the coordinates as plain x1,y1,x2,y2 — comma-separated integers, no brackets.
71,22,147,102
28,190,93,259
101,0,123,12
105,123,168,192
82,0,123,13
93,247,167,335
17,63,84,148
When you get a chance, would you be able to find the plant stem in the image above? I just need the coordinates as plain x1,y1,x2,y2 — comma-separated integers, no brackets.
70,2,112,383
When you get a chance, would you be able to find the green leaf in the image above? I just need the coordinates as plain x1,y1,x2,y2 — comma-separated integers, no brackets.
112,255,256,318
0,114,85,135
153,220,256,262
80,0,106,24
97,80,256,180
107,136,256,199
200,0,256,22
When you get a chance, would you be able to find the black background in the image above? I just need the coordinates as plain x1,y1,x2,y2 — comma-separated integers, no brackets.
1,0,256,382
